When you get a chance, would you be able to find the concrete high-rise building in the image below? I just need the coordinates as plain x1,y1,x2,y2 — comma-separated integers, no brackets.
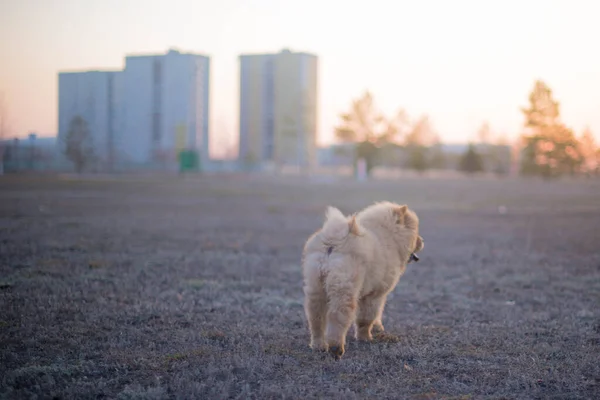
123,49,210,166
57,48,210,170
238,49,318,169
57,70,123,169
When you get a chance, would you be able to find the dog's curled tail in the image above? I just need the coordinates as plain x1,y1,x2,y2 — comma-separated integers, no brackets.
321,206,360,245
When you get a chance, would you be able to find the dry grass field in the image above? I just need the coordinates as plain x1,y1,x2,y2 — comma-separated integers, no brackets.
1,173,599,399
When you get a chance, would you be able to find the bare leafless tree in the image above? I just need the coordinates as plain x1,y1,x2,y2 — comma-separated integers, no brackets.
0,92,10,174
0,92,10,140
65,115,94,173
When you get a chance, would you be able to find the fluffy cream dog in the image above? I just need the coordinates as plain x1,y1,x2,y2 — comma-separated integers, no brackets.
301,202,424,359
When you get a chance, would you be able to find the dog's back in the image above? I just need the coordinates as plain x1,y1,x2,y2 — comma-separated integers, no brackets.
302,207,368,307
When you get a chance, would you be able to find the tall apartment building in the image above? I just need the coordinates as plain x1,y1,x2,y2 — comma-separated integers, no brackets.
238,49,318,169
57,70,123,169
123,49,210,166
57,48,210,170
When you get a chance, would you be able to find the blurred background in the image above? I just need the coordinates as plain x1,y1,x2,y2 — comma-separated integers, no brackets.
1,1,600,399
1,0,599,179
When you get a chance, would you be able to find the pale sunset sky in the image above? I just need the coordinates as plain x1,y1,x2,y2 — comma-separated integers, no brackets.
1,0,599,158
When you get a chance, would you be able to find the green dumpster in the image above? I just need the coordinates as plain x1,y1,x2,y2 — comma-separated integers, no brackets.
178,150,200,172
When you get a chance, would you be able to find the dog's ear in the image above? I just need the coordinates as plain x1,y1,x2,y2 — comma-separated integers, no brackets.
415,235,424,251
348,214,360,235
392,205,408,224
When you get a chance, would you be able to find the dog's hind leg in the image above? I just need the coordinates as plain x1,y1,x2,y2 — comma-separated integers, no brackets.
372,297,388,333
303,260,328,351
356,294,387,341
324,266,361,359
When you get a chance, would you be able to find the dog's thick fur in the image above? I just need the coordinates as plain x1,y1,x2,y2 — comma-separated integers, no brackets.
301,202,424,359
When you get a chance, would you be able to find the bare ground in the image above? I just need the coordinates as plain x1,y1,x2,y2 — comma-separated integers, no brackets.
1,173,599,400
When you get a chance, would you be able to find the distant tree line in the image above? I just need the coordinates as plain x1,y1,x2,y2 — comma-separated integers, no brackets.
333,91,511,177
334,81,599,179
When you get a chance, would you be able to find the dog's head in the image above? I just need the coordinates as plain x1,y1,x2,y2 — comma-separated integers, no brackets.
391,204,419,231
409,235,425,263
389,203,424,263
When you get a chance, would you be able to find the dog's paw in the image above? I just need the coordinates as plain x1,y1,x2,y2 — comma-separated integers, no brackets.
357,332,373,342
309,339,328,352
357,322,375,341
372,322,385,333
328,345,345,360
